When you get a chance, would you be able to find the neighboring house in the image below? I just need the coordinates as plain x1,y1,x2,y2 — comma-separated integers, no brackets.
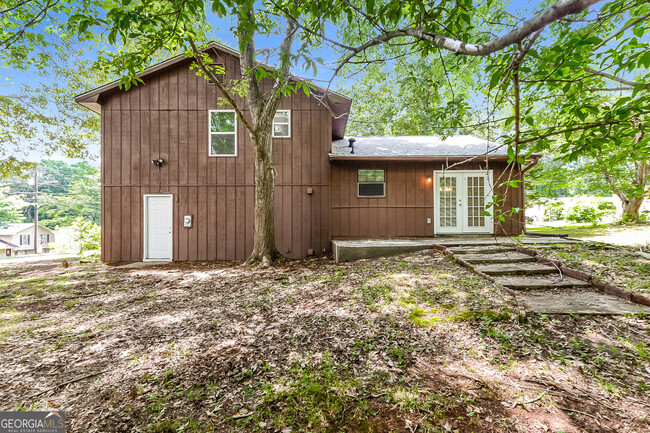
75,42,537,263
0,223,55,256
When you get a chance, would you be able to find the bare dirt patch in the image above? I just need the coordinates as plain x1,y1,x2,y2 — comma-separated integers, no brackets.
0,252,649,432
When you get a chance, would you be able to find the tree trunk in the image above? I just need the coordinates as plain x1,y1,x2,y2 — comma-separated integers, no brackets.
248,130,281,265
621,196,646,223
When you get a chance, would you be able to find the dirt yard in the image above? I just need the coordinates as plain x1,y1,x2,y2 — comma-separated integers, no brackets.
528,242,650,295
0,252,649,432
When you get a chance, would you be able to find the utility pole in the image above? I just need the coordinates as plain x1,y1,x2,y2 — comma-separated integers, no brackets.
34,165,38,254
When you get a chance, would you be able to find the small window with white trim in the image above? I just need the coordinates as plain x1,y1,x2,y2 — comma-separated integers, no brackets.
209,110,237,156
272,110,291,138
358,169,385,197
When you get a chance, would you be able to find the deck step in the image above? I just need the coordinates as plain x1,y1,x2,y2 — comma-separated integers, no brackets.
434,238,511,247
494,275,591,290
474,263,558,276
455,252,536,264
447,245,515,255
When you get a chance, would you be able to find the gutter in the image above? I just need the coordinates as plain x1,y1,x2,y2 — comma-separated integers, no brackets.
329,154,516,162
521,155,541,175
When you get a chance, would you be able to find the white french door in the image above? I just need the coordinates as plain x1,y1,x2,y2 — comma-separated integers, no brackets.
143,194,173,261
434,170,494,234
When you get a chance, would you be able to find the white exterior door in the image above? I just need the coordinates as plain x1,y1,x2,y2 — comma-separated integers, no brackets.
144,195,173,261
434,170,494,234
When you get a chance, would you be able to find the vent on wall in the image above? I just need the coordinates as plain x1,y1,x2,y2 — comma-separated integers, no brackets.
358,183,385,197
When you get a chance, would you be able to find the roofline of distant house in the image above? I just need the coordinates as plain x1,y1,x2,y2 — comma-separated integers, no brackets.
75,41,352,114
0,239,20,248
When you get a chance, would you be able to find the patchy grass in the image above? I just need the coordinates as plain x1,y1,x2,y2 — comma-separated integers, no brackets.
527,223,650,248
528,242,650,294
0,254,649,432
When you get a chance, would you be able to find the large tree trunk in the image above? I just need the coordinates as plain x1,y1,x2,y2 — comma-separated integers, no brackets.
621,196,645,223
248,130,281,265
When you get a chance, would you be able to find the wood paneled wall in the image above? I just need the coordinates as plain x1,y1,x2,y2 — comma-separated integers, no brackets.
101,53,333,262
330,160,525,239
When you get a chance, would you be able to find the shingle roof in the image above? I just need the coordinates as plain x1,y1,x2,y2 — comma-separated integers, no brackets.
0,223,34,236
0,238,20,249
330,135,511,158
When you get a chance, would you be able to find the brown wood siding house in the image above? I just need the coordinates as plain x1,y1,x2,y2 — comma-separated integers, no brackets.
76,42,533,263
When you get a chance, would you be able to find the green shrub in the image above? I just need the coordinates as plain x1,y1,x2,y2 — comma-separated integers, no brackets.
565,200,616,224
544,202,565,221
73,218,101,253
597,201,617,212
565,204,600,224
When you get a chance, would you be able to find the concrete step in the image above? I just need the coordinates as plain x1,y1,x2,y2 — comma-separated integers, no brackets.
494,275,591,290
455,252,536,264
474,263,558,276
332,239,435,263
434,238,511,247
447,245,515,255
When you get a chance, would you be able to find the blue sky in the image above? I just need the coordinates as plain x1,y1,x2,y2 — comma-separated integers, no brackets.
1,9,346,166
2,0,638,166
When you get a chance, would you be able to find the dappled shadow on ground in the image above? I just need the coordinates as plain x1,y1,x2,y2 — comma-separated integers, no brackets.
0,253,648,432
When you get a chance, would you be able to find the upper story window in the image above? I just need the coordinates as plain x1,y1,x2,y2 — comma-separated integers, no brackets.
358,169,385,197
40,234,50,244
19,234,30,245
209,110,237,156
272,110,291,138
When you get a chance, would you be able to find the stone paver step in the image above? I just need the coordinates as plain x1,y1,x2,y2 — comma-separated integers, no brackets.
494,275,591,290
455,252,536,264
518,238,579,245
515,290,647,314
434,238,510,247
474,263,558,276
447,245,515,255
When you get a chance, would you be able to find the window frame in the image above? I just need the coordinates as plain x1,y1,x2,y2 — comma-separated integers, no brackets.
272,109,291,138
20,234,30,245
357,169,386,198
208,109,238,157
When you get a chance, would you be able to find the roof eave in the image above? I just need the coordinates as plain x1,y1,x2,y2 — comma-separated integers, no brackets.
328,154,514,162
74,41,352,110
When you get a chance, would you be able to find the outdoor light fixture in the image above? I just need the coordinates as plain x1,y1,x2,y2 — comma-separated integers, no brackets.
151,158,164,167
427,177,432,183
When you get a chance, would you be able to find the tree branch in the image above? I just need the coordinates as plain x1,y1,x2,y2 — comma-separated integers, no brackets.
585,67,648,88
261,12,298,123
333,0,601,78
187,38,253,133
593,10,650,50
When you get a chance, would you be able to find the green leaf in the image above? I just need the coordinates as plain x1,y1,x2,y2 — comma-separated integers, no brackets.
489,71,501,89
632,83,646,97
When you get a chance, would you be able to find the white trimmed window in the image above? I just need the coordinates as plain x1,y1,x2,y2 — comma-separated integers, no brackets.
358,169,385,197
272,110,291,138
20,234,30,245
209,110,237,156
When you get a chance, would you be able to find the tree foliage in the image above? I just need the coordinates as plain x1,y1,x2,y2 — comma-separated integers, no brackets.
1,0,109,177
334,0,649,221
0,160,100,228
